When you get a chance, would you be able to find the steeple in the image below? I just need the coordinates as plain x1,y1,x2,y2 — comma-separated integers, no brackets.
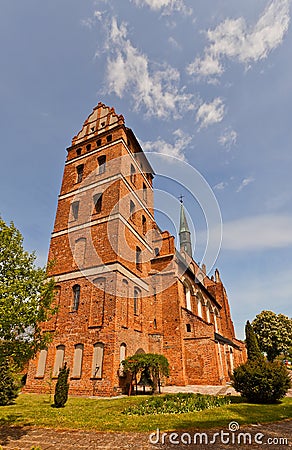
179,198,192,258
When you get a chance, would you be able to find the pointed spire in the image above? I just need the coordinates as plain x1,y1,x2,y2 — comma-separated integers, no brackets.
179,199,192,258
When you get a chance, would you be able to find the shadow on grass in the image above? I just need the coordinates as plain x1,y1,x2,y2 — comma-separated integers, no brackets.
0,415,30,447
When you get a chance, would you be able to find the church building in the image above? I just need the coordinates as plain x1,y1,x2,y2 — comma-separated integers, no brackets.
25,102,246,396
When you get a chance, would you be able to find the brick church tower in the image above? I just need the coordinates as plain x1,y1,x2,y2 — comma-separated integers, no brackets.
25,102,246,396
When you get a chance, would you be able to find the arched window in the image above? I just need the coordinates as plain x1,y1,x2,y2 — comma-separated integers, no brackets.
136,246,142,271
183,283,192,311
143,183,147,201
130,200,135,222
134,287,140,315
72,344,84,378
74,238,86,267
36,349,48,378
196,292,202,318
121,279,129,327
98,155,106,174
206,300,212,323
92,342,104,378
130,164,136,184
71,201,79,220
214,307,220,332
142,215,146,235
53,345,65,377
72,284,80,311
119,343,127,376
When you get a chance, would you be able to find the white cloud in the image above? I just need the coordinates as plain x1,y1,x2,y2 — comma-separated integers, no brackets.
168,36,182,50
105,18,195,118
236,177,254,192
196,97,225,129
222,214,292,250
188,0,290,80
214,181,228,191
131,0,192,15
142,129,192,161
218,128,237,150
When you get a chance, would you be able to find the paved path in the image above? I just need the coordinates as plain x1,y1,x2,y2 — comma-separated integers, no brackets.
0,421,291,449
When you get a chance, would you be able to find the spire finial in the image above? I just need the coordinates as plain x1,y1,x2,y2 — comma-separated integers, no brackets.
179,195,184,204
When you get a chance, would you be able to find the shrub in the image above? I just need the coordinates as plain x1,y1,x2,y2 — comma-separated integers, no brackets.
0,358,19,406
53,363,70,408
123,393,231,415
232,359,291,403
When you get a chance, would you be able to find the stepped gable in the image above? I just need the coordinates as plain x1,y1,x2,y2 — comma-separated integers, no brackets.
72,102,125,146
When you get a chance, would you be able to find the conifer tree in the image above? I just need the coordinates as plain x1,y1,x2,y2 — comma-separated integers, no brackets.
54,363,70,408
245,320,263,361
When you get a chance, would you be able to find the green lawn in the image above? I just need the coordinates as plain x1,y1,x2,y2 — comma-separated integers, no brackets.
0,394,291,432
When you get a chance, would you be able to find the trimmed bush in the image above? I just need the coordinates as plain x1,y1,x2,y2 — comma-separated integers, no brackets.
0,358,19,406
232,359,291,403
54,363,70,408
123,393,231,415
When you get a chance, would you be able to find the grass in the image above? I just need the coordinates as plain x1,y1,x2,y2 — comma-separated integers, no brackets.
0,394,291,432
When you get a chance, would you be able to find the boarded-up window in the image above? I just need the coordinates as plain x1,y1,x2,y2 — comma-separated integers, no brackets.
74,237,86,267
36,349,48,377
89,277,105,327
92,342,104,378
71,201,79,220
121,279,129,327
72,344,84,378
53,345,65,377
134,287,141,315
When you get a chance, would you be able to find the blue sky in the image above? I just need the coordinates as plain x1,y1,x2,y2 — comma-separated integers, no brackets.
1,0,292,339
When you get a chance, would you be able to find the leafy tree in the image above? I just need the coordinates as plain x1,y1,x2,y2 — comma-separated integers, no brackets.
0,217,56,369
54,363,70,407
252,310,292,361
232,359,291,403
0,357,19,405
122,353,169,395
245,320,264,361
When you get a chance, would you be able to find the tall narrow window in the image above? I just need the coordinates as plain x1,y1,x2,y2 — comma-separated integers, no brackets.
142,215,146,235
71,201,79,220
97,155,106,174
36,349,48,378
130,164,136,184
72,344,84,378
76,164,84,183
119,343,127,376
206,300,211,323
72,284,80,311
143,183,147,201
93,193,102,213
130,200,135,222
134,287,140,315
197,293,202,318
53,345,65,377
136,246,142,271
184,284,192,311
92,342,104,378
